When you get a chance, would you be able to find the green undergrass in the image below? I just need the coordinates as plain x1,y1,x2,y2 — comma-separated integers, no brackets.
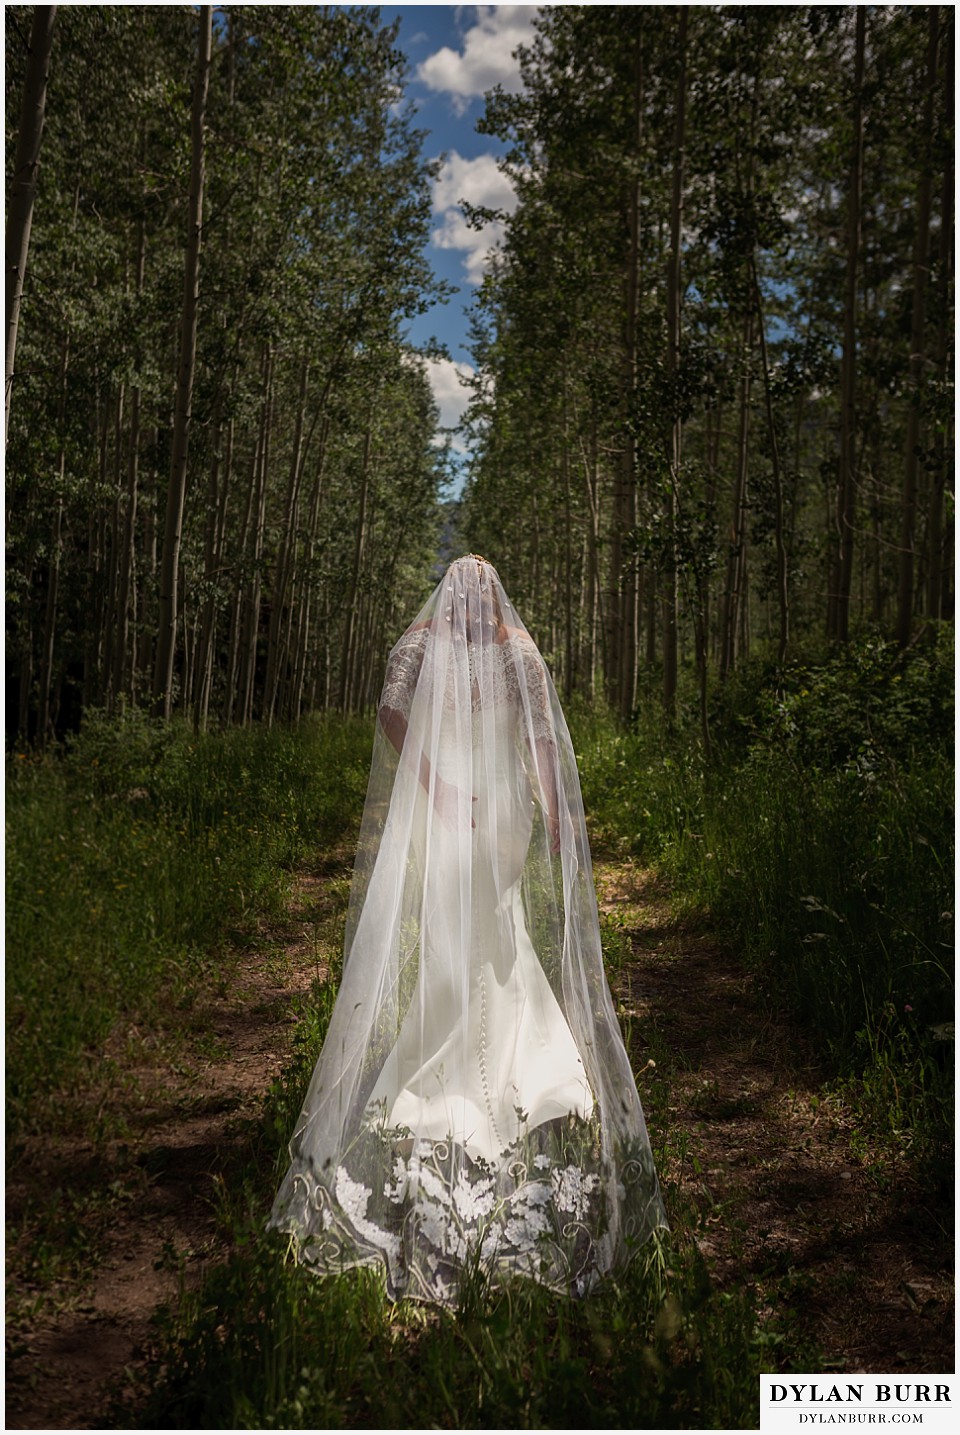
574,625,954,1190
5,708,372,1133
128,953,793,1432
136,1219,778,1430
8,629,950,1426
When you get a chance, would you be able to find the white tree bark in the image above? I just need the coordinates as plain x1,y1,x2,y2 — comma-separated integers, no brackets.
5,5,57,445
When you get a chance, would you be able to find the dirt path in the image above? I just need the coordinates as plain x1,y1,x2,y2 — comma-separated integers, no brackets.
5,871,335,1432
6,859,953,1428
594,859,953,1375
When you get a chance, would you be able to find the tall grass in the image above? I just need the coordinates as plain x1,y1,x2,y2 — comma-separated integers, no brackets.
136,1217,777,1430
130,958,787,1432
574,626,954,1184
5,708,371,1131
9,635,949,1426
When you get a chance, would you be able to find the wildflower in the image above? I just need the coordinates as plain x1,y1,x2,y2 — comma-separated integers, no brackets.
505,1205,550,1246
335,1167,371,1221
452,1173,495,1221
552,1165,599,1219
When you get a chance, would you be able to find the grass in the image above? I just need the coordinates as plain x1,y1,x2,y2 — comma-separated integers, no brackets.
127,955,794,1431
5,707,372,1133
7,629,951,1424
134,1217,780,1430
573,625,954,1192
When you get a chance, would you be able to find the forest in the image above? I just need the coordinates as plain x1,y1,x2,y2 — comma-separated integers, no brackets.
5,4,954,1429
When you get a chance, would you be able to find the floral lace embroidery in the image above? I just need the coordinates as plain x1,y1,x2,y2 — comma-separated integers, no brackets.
379,629,554,742
271,1109,665,1305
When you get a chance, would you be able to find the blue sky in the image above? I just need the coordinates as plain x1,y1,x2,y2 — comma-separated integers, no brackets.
375,6,541,449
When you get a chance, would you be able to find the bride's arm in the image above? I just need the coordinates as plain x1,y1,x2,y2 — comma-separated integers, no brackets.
378,641,474,827
378,626,431,785
378,703,434,796
512,631,562,853
534,735,562,853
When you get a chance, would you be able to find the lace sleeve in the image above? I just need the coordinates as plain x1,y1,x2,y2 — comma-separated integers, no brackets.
380,627,428,718
515,635,555,743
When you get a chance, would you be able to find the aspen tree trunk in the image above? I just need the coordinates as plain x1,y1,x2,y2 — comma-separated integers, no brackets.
91,390,111,701
719,318,752,680
575,528,587,695
561,368,574,700
5,5,56,446
645,575,657,666
38,496,63,745
278,581,300,719
345,420,381,714
339,418,373,711
318,586,332,711
871,467,884,623
831,6,865,643
9,470,35,724
896,6,939,648
926,22,953,622
38,333,70,743
291,424,328,718
103,380,125,709
662,5,687,716
81,518,98,710
137,437,159,691
192,23,240,731
181,579,194,711
343,593,364,713
751,255,789,661
241,349,273,725
605,20,642,717
617,22,644,720
265,357,310,723
18,556,35,739
603,483,623,706
115,235,143,706
531,493,542,618
354,595,378,711
192,398,223,731
224,381,266,727
694,407,719,758
577,414,602,695
704,403,722,664
196,410,235,729
153,5,212,717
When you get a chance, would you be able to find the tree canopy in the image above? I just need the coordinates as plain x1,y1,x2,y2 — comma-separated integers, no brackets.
458,5,953,728
6,4,449,740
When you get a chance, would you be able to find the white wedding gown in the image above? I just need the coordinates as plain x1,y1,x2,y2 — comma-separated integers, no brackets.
367,690,594,1164
269,560,666,1304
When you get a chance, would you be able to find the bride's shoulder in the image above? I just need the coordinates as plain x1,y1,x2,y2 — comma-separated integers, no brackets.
501,628,543,663
395,622,431,645
387,624,430,665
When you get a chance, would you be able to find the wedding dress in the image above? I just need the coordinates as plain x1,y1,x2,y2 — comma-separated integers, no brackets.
269,556,666,1303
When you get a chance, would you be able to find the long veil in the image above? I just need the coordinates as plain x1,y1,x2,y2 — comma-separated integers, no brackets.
269,556,666,1303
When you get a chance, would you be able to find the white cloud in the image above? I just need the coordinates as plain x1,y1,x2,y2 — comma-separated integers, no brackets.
417,6,538,112
432,150,518,284
423,357,475,450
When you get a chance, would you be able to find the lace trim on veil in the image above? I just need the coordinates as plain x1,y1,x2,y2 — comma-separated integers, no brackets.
271,1109,664,1305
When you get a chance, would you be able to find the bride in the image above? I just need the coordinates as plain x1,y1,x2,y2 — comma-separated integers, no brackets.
269,555,666,1304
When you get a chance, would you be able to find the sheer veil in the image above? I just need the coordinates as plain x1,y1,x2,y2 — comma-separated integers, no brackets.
269,556,666,1303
